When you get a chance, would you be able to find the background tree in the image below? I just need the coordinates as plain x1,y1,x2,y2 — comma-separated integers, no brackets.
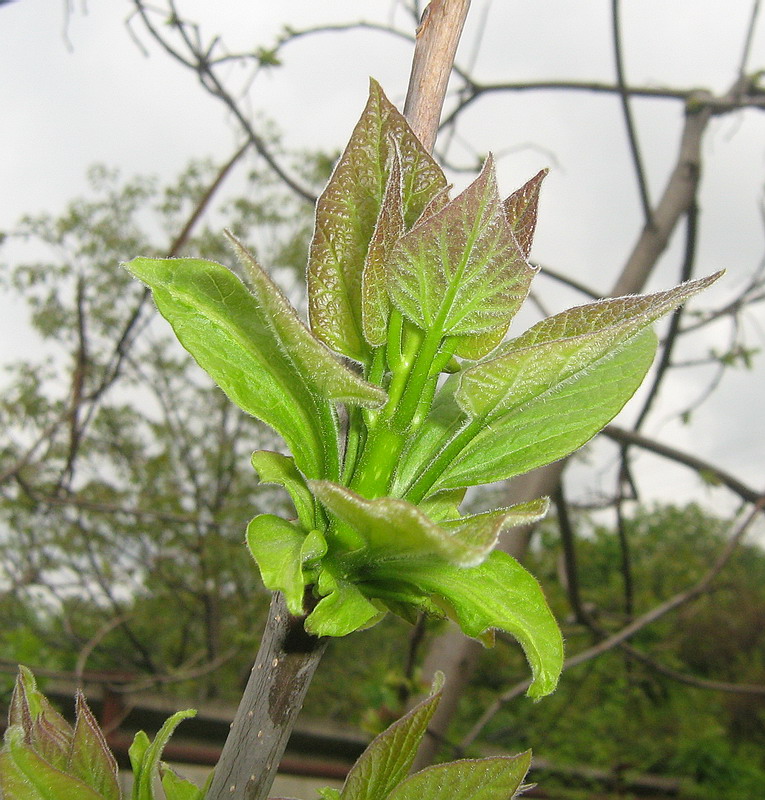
2,1,765,797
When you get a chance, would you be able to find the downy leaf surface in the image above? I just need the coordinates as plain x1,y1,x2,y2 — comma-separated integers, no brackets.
386,752,531,800
308,79,447,361
338,675,444,800
386,156,535,359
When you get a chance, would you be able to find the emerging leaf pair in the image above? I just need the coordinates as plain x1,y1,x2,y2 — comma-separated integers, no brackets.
125,79,720,699
0,666,203,800
0,668,529,800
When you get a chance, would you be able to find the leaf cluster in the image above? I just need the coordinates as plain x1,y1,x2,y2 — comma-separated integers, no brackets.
126,80,719,701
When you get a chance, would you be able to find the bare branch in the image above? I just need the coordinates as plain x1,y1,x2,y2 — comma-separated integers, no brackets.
611,0,652,226
404,0,471,150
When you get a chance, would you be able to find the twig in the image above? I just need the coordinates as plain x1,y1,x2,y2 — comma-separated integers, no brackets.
611,0,652,226
602,424,762,505
403,0,472,151
737,0,762,80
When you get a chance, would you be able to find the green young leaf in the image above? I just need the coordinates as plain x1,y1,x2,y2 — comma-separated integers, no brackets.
124,254,384,479
339,674,444,800
250,450,317,530
246,514,307,615
458,273,724,419
304,569,384,638
386,156,535,359
376,550,564,699
131,710,196,800
398,273,722,499
312,481,543,569
0,727,104,800
436,329,659,491
68,692,120,800
386,752,532,800
361,144,405,347
160,766,204,800
503,168,547,258
308,78,447,361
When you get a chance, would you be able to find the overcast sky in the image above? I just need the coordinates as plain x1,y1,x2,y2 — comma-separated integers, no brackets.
1,0,764,515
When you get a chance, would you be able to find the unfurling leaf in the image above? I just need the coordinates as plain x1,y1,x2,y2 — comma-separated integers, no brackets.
250,450,317,531
0,668,120,800
385,551,565,698
386,156,535,359
305,569,384,638
308,78,447,362
310,481,542,568
0,727,104,800
246,514,308,615
130,709,196,800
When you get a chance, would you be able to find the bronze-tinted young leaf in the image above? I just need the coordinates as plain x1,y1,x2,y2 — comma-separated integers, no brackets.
362,145,405,347
308,79,447,361
503,168,548,258
386,752,532,800
9,667,72,772
68,693,120,800
338,675,444,800
386,156,535,359
0,727,103,800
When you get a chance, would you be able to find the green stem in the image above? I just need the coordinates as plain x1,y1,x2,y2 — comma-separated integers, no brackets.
404,414,484,504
